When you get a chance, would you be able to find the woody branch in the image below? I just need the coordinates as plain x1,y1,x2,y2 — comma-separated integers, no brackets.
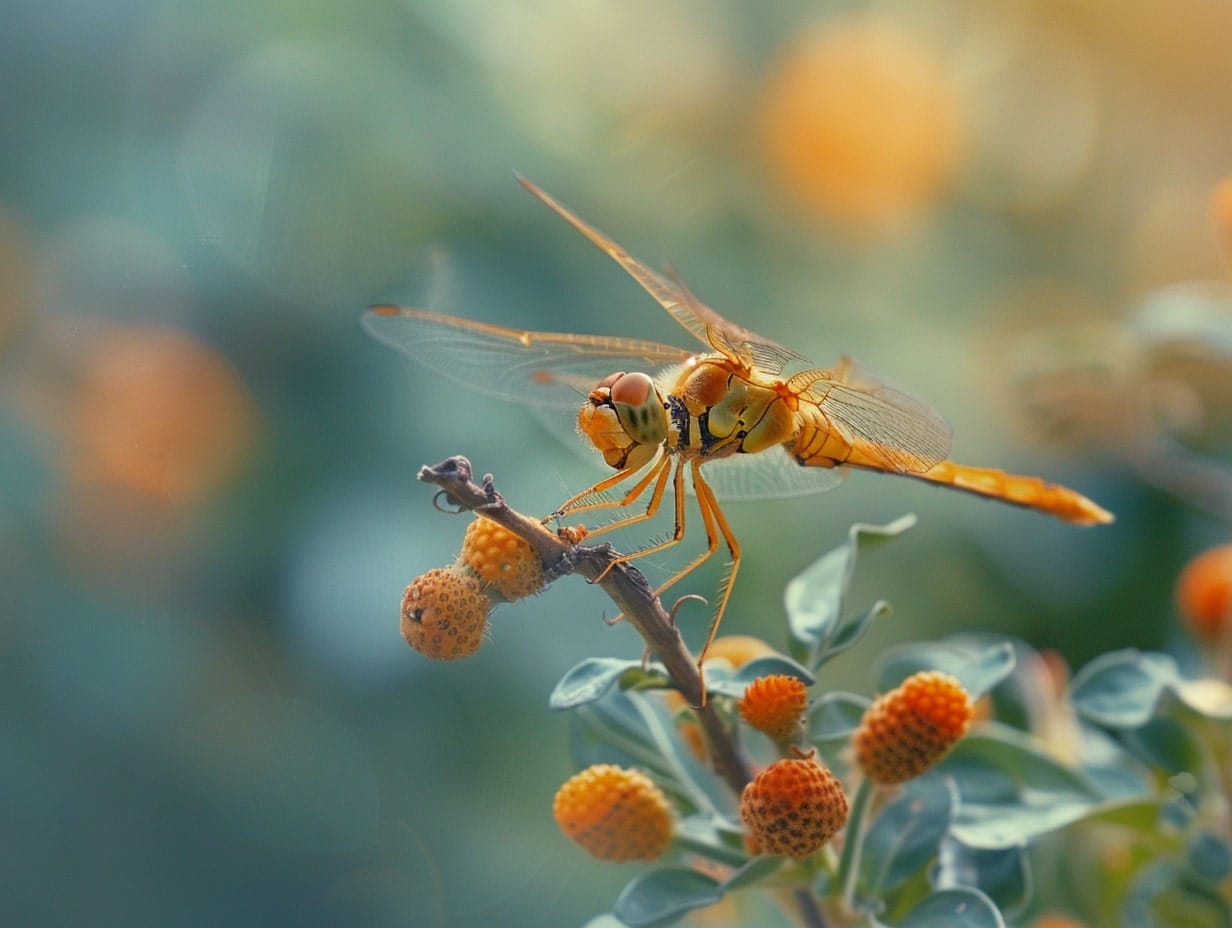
415,455,754,796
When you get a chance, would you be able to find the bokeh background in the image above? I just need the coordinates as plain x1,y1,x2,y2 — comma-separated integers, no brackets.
3,0,1231,925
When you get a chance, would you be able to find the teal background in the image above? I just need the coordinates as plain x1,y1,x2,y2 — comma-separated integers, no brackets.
2,1,1230,925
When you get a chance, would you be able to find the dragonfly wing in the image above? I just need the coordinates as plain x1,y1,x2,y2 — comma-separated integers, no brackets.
698,446,846,501
363,305,691,411
795,359,954,474
517,176,806,377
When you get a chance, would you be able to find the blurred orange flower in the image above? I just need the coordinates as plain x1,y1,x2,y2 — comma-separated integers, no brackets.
1210,174,1232,263
66,323,257,507
758,18,966,232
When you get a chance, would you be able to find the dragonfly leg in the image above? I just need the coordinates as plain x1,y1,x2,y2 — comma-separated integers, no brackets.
550,455,662,520
593,459,687,582
620,461,739,706
690,468,741,703
580,452,675,542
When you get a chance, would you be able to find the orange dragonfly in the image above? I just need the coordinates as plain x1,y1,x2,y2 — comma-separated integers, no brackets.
365,177,1112,673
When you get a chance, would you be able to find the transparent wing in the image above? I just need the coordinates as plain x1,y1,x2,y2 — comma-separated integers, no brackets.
517,175,807,377
699,446,846,501
792,358,954,474
363,305,692,411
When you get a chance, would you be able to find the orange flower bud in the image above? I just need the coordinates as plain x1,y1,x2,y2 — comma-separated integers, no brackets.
740,750,848,858
739,674,808,743
553,765,674,862
400,566,491,660
457,516,545,602
854,671,973,785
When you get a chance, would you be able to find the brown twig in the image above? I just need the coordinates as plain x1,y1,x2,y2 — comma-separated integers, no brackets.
416,455,755,796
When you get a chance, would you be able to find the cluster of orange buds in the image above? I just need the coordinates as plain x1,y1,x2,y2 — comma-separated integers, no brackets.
555,667,975,866
854,670,974,785
552,764,675,862
401,516,548,660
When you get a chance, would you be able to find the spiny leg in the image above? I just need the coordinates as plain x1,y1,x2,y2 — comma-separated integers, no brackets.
622,461,735,705
594,458,688,582
581,452,675,542
551,452,666,521
592,458,686,628
690,468,742,703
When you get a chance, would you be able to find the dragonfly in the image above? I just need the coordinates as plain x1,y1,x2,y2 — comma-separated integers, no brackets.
365,177,1113,681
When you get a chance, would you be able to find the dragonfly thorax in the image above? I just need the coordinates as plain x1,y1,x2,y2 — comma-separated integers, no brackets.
578,371,668,471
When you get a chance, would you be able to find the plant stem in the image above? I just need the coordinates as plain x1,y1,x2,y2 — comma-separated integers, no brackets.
416,456,754,794
835,775,875,911
789,887,829,928
418,456,829,927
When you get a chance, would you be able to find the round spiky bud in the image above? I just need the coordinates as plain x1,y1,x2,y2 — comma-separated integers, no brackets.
457,516,545,602
854,671,973,785
739,674,808,743
740,750,848,858
552,765,674,862
668,636,780,763
400,566,491,660
1175,543,1232,644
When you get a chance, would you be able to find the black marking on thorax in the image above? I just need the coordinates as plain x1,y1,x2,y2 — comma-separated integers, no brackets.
666,394,727,454
667,395,691,447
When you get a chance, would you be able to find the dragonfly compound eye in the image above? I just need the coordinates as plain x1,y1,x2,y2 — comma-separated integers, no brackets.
610,372,667,447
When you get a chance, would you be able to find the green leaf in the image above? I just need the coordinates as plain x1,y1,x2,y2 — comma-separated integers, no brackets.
1069,650,1179,728
828,600,894,662
938,843,1031,917
672,816,748,868
941,724,1101,801
612,867,723,928
1123,858,1232,928
569,692,669,775
859,777,956,901
785,514,915,669
1121,716,1206,778
705,654,815,699
808,691,870,749
1070,650,1232,731
721,856,784,892
937,723,1140,848
875,640,1016,700
1189,832,1232,884
878,887,1005,928
550,658,667,710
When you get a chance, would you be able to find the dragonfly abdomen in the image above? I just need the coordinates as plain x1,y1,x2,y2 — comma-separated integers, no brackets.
909,461,1114,525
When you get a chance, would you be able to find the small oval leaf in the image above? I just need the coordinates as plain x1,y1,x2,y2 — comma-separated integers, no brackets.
875,641,1016,700
938,842,1031,916
722,856,784,892
613,867,723,928
705,655,815,699
785,514,916,666
808,691,871,748
859,777,957,900
1068,650,1178,728
550,657,652,710
885,887,1005,928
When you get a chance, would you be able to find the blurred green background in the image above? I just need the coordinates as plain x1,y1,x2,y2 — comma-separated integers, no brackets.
3,0,1231,925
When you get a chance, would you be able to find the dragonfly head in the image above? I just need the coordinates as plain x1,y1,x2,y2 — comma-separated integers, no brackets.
578,371,667,471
